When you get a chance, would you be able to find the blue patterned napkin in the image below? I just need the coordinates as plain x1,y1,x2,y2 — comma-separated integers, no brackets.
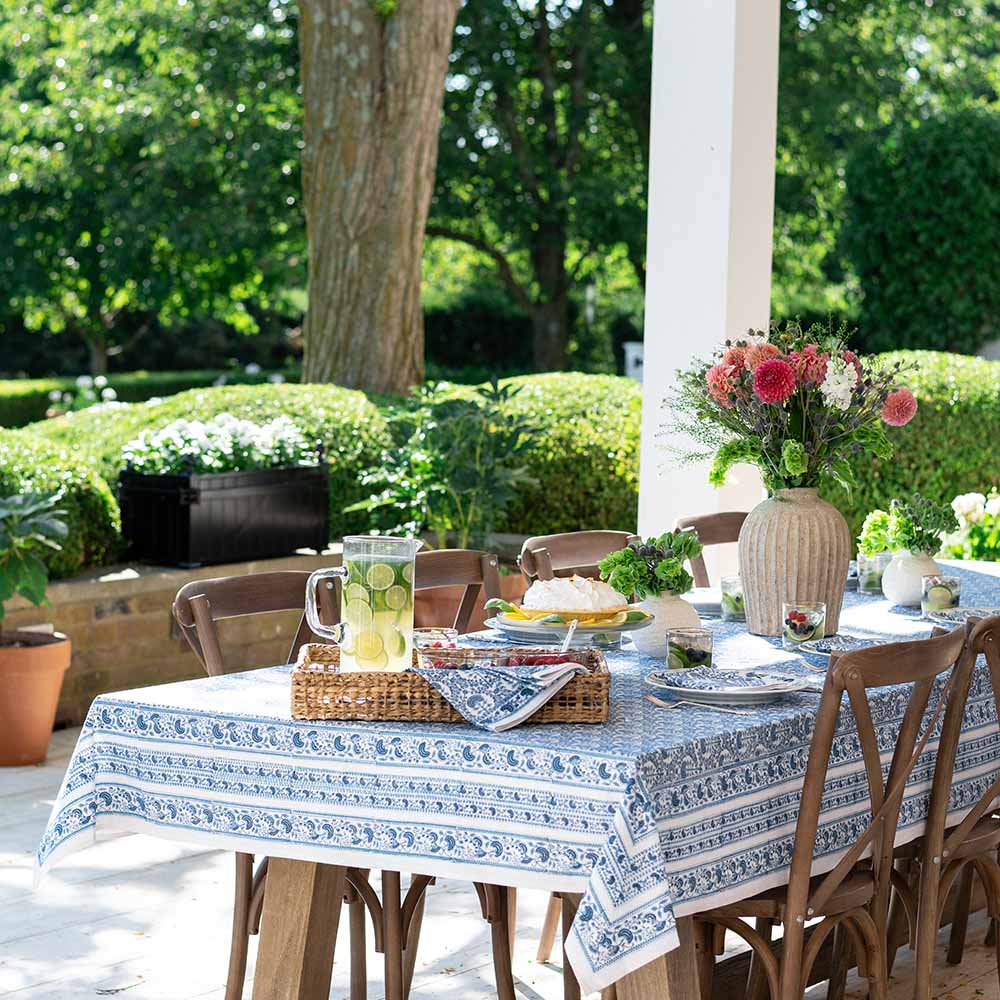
413,659,588,731
651,667,807,692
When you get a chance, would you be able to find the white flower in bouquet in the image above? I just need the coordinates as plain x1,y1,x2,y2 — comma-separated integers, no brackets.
952,492,986,526
986,495,1000,519
818,356,855,412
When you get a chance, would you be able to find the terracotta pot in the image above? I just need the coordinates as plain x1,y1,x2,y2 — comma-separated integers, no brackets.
0,630,71,766
630,593,702,659
882,550,940,608
739,488,851,637
414,573,526,633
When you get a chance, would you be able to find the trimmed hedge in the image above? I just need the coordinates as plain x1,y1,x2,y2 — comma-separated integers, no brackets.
828,351,1000,536
0,369,296,429
28,384,390,542
0,430,121,578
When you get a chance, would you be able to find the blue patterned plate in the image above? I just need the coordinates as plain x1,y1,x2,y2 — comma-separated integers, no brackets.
645,668,810,704
799,634,886,657
927,607,1000,627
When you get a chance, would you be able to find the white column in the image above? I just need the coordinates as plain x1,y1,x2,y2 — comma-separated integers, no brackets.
638,0,781,572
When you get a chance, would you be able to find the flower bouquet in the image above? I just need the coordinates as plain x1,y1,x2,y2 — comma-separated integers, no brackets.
669,321,918,635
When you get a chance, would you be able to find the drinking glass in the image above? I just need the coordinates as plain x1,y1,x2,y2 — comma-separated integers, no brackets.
858,551,891,596
306,536,423,672
666,628,714,670
921,575,961,617
782,601,826,649
720,575,745,622
413,627,459,651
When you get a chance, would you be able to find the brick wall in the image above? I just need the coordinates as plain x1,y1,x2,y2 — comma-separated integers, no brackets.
4,551,343,728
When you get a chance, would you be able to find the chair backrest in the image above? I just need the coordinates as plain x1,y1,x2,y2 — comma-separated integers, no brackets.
518,530,637,586
413,548,502,633
672,511,748,587
779,625,974,990
173,570,338,676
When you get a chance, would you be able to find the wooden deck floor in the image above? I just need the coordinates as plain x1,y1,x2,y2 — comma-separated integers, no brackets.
2,728,996,999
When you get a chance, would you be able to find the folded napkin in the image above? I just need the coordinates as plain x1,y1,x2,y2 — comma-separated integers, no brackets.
655,666,813,692
412,658,587,732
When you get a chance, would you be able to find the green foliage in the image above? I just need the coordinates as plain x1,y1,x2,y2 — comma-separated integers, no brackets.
843,109,1000,354
491,373,641,535
0,369,295,429
598,532,702,600
349,380,539,549
886,495,957,556
0,0,302,367
827,352,1000,536
0,492,68,624
0,431,120,578
27,384,389,539
944,492,1000,562
857,509,891,557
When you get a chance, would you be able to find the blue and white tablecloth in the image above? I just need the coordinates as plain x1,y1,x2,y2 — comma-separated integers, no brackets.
36,562,1000,993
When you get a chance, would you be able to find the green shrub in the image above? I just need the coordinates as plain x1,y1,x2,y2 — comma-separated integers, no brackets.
0,431,120,578
0,368,297,429
27,383,390,539
826,351,1000,536
495,373,641,534
843,109,1000,354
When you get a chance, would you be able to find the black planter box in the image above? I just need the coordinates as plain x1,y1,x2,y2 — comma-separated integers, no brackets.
119,465,330,567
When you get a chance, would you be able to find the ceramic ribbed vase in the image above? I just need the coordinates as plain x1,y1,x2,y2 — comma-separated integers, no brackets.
739,488,852,637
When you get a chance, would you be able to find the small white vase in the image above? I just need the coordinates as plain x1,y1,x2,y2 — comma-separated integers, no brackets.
881,550,940,607
630,593,701,659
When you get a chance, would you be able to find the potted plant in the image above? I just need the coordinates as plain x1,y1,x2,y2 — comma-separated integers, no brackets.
881,495,958,607
597,531,702,657
857,509,893,595
119,413,329,567
0,493,72,766
670,321,919,636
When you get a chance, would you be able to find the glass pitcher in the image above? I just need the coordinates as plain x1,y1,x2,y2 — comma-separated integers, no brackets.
306,536,423,672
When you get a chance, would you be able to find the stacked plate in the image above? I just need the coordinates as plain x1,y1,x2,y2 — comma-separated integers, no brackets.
645,667,812,705
927,607,1000,627
484,614,652,648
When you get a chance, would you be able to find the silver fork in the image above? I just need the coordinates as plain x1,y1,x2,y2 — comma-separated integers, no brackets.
645,693,754,716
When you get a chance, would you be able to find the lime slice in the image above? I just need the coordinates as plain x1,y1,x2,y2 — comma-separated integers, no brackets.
402,563,413,584
925,585,956,611
667,651,687,670
384,585,408,611
356,632,384,660
345,582,369,603
382,624,407,658
366,562,395,591
357,649,389,670
345,598,373,630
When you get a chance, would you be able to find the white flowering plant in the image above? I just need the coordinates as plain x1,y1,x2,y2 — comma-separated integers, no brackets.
45,375,121,418
943,490,1000,562
122,414,320,476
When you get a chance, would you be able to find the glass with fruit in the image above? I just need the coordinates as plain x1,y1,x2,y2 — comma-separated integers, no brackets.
666,628,713,670
857,551,891,595
921,575,961,617
782,602,826,649
305,536,423,672
414,627,459,651
720,575,745,622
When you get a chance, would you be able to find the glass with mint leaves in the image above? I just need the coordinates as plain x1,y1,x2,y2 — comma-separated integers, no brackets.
857,509,892,595
720,575,745,622
666,628,713,670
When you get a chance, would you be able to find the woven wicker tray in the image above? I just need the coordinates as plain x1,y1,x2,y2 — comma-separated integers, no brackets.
291,643,609,724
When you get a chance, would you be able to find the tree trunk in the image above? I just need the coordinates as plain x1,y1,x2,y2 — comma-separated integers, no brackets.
87,330,108,375
299,0,459,394
530,228,570,370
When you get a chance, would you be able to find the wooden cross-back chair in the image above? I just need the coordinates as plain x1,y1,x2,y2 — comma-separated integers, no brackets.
173,555,516,1000
673,511,748,588
518,530,637,586
887,615,1000,1000
692,625,974,1000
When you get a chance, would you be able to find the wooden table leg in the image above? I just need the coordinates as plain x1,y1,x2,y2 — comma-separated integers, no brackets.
251,859,346,1000
383,871,404,1000
614,916,700,1000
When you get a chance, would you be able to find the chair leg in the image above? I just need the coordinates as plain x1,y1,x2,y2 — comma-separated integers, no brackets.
827,922,851,1000
225,853,254,1000
947,863,975,965
402,888,426,999
383,871,405,1000
561,894,582,1000
693,919,716,1000
745,918,773,1000
349,892,368,1000
537,892,562,963
490,886,517,1000
507,887,517,962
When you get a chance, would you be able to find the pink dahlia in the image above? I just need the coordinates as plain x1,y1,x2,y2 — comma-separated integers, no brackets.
788,344,829,386
707,362,738,407
753,358,797,405
721,346,746,371
882,387,918,427
745,342,782,370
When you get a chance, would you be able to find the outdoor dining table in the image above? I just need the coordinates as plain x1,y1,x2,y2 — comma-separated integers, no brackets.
36,561,1000,999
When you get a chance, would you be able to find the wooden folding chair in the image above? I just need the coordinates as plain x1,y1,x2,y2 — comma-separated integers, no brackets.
693,625,973,1000
888,615,1000,1000
673,511,748,587
518,530,637,586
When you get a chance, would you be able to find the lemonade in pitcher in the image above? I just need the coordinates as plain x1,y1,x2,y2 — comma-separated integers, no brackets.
340,554,414,671
306,536,422,672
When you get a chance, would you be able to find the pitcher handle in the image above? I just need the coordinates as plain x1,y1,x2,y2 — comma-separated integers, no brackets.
305,566,350,645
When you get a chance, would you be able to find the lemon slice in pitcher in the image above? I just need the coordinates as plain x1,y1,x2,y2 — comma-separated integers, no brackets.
367,563,395,591
384,585,408,611
356,632,385,660
345,598,373,630
345,582,369,604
